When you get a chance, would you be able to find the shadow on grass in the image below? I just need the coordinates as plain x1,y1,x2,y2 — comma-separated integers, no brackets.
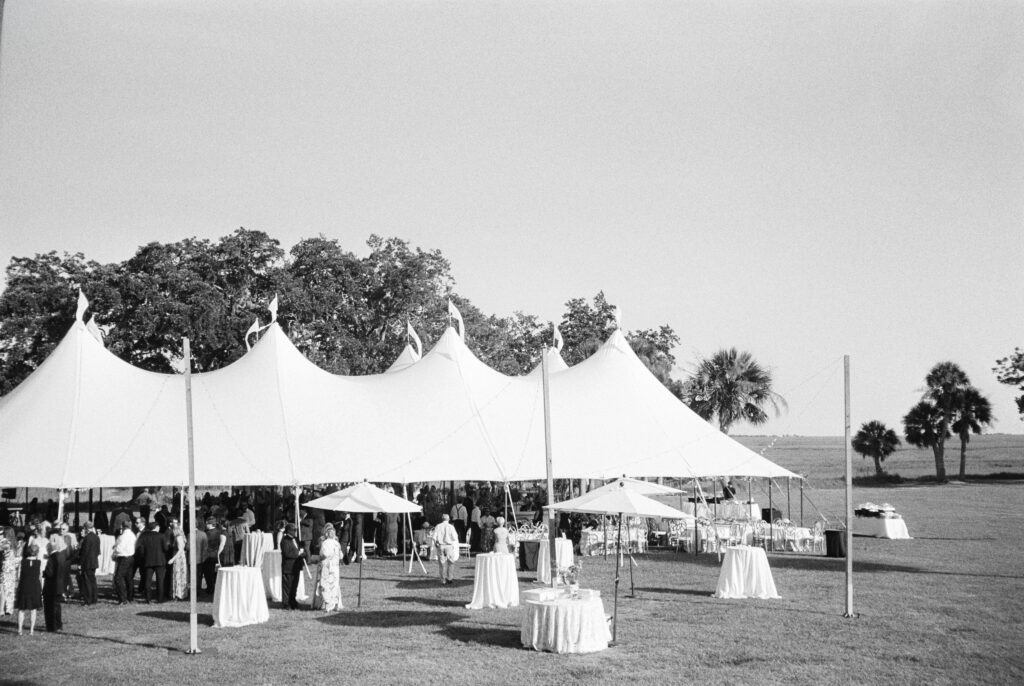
384,595,468,608
52,628,183,653
137,610,214,626
393,577,473,590
440,623,522,649
314,609,462,628
635,586,715,597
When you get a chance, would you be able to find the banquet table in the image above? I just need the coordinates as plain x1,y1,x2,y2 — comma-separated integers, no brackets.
852,516,912,539
240,532,276,566
521,591,611,654
713,545,780,599
261,550,282,602
536,539,575,584
97,534,116,575
465,552,519,610
212,567,270,628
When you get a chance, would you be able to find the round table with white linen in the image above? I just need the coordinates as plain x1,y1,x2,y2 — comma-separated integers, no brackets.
261,550,282,602
212,567,270,628
97,534,116,576
535,539,574,584
852,516,912,539
713,545,780,599
521,591,611,654
465,552,520,610
240,532,276,567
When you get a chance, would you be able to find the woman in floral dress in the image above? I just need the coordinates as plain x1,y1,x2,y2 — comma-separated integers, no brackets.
313,525,342,611
0,527,21,615
169,524,188,600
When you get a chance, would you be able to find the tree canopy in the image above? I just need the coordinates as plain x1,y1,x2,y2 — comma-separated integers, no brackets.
851,420,901,476
993,348,1024,421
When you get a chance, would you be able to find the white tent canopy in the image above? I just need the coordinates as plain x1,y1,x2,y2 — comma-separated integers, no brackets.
0,317,800,488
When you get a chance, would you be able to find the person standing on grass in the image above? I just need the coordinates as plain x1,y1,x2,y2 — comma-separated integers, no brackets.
450,500,468,543
202,518,225,595
16,544,42,635
280,523,305,609
112,522,136,604
137,521,168,603
191,522,208,594
76,521,100,605
431,514,459,586
42,535,65,632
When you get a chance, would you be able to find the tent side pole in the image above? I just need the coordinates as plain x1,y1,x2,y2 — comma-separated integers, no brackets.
787,477,791,521
692,479,698,556
184,337,200,655
768,479,773,552
844,354,855,618
800,480,804,527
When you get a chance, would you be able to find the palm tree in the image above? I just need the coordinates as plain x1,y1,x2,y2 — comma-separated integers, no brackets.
902,401,951,481
684,348,786,434
916,361,972,482
851,420,901,476
950,386,993,480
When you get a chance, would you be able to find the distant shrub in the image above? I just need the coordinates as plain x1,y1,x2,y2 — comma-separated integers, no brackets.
852,473,904,486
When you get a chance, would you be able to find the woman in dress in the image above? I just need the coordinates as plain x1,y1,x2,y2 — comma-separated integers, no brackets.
385,513,399,556
492,517,510,554
16,544,42,635
313,525,342,611
0,527,21,615
479,509,497,553
58,522,77,599
169,523,188,600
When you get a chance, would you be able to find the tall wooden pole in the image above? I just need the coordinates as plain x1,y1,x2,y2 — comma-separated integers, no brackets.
184,337,200,654
844,355,855,618
541,351,557,589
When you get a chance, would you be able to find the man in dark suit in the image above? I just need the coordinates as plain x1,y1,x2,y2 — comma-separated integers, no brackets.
279,523,305,609
336,513,353,565
137,521,168,603
76,521,101,605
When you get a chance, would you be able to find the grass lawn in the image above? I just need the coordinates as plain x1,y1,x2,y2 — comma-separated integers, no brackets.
2,481,1024,685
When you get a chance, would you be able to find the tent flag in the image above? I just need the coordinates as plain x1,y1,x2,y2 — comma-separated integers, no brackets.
407,320,422,360
75,290,89,323
268,294,279,324
553,325,564,352
244,318,260,351
86,316,105,347
447,299,464,340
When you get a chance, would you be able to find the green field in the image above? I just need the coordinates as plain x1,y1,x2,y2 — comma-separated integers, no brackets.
3,477,1024,685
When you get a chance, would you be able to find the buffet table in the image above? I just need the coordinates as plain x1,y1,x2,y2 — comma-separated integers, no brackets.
97,534,116,576
852,516,912,539
212,567,270,628
713,545,780,599
240,532,276,566
536,539,574,584
466,552,519,610
521,591,610,654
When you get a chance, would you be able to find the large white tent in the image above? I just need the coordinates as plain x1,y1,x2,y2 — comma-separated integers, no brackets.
0,314,799,488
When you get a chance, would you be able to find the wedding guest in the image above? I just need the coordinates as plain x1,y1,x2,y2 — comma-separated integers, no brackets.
112,522,137,604
42,535,66,632
312,525,342,611
431,514,459,585
492,517,510,554
16,544,42,635
76,521,100,605
0,527,20,615
169,523,188,600
137,521,168,603
279,524,305,610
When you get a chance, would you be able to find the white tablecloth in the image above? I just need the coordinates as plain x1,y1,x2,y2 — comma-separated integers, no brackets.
212,567,270,628
536,539,574,584
713,545,780,599
852,516,912,539
240,532,276,566
521,594,611,654
261,550,282,602
97,534,116,575
466,553,519,610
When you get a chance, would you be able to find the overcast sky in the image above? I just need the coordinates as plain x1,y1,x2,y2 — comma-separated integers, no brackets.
1,0,1022,437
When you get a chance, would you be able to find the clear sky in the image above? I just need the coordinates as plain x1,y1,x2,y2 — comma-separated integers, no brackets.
1,0,1022,436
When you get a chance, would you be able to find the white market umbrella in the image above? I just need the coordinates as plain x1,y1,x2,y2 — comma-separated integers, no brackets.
546,481,689,643
580,476,685,498
305,481,422,606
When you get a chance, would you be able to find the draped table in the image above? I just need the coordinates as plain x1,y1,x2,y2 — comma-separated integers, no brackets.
852,516,912,539
713,545,780,599
240,532,275,567
261,550,282,602
212,567,270,628
535,539,574,584
521,590,611,654
97,534,116,575
465,552,519,610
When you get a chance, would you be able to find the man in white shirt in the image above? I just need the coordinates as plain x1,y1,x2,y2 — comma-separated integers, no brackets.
112,522,137,604
431,514,460,586
450,501,468,543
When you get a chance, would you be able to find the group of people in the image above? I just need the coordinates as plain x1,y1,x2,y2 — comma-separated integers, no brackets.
0,520,104,635
429,513,513,585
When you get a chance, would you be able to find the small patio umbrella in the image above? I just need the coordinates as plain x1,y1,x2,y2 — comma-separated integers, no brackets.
577,478,683,560
546,481,688,644
305,481,422,607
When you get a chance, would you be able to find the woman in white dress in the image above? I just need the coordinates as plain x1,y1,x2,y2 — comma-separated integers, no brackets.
169,524,188,600
492,517,510,554
313,525,342,611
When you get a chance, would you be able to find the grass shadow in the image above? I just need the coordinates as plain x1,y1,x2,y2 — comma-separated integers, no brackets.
635,586,716,597
385,596,468,608
441,623,522,649
137,610,214,626
314,609,462,628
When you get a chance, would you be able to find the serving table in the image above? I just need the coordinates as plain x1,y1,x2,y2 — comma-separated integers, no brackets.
465,552,519,610
535,539,574,584
212,567,270,628
713,545,780,599
521,590,611,654
852,516,912,539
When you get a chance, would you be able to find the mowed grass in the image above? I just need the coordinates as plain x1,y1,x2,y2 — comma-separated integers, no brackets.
2,482,1024,685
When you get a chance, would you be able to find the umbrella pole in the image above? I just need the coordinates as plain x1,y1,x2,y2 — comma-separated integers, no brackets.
603,515,608,560
358,554,363,607
612,513,622,645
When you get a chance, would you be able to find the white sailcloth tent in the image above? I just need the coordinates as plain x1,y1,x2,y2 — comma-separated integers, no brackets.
0,315,799,488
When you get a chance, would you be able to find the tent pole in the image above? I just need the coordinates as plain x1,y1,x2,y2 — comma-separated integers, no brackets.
787,477,791,522
692,479,698,556
603,516,608,560
56,489,65,526
541,350,557,590
358,555,363,607
713,477,718,521
402,483,408,571
183,337,200,655
768,480,773,552
611,513,622,645
88,489,93,520
74,490,81,528
800,480,804,528
844,355,856,618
